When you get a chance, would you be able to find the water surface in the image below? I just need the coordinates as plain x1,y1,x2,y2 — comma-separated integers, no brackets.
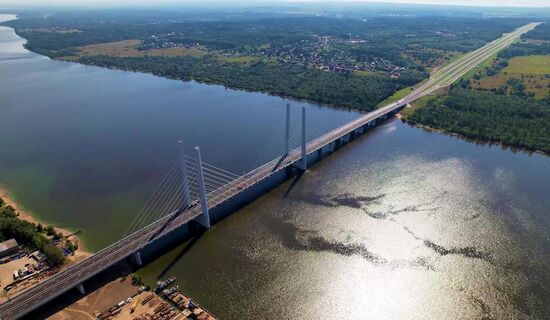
1,13,550,319
0,15,361,250
139,119,550,319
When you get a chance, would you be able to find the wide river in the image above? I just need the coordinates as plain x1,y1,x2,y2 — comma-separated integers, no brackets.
1,14,550,319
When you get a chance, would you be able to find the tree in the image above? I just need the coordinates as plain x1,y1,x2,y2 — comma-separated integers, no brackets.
0,205,17,218
66,240,76,253
42,244,66,266
53,231,64,241
45,225,55,236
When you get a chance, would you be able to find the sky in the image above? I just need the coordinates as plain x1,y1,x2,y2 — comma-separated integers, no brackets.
0,0,548,8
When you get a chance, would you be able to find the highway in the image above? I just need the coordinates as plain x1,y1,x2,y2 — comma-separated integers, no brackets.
0,22,537,320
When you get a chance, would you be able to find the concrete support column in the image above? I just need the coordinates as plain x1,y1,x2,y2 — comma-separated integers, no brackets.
133,251,143,266
194,147,211,229
300,107,307,171
285,103,290,156
178,140,191,208
76,283,85,295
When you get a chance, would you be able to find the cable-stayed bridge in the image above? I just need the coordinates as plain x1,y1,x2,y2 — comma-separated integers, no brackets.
0,22,537,320
0,100,405,320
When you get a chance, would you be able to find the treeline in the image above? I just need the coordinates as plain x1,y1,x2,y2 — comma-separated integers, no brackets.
78,55,425,111
406,88,550,153
499,21,550,59
523,22,550,41
0,198,66,266
3,13,528,67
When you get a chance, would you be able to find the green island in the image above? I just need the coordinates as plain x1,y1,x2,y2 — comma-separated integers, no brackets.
404,22,550,153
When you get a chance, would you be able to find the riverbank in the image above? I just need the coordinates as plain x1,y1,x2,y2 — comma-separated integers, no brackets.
0,186,92,261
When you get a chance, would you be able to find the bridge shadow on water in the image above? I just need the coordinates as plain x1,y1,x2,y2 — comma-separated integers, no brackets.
156,231,205,280
283,170,305,198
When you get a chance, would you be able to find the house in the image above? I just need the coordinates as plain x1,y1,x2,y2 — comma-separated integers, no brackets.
0,239,19,259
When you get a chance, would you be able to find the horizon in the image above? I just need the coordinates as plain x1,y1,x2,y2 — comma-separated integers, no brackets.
0,0,549,9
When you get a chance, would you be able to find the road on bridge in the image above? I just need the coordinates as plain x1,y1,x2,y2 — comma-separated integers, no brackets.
0,22,538,320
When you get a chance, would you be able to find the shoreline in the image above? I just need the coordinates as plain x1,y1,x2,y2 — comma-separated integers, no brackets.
399,117,550,157
0,186,92,260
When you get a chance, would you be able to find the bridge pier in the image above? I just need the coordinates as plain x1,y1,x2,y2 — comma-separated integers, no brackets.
132,251,143,266
194,146,211,229
76,283,85,295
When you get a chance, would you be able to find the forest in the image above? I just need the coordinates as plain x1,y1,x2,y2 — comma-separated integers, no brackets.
405,21,550,153
0,198,66,266
499,22,550,58
1,10,531,110
78,55,422,111
407,87,550,153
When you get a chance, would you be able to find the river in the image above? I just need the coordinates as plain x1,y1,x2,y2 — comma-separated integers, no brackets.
1,14,550,320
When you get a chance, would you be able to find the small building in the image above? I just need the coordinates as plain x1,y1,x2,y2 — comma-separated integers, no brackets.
0,239,19,259
30,250,47,263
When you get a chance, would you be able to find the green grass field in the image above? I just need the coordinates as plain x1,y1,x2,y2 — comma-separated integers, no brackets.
353,70,372,77
504,55,550,74
377,87,414,107
458,53,498,82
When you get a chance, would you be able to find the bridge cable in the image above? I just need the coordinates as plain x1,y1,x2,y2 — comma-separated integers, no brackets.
121,161,179,238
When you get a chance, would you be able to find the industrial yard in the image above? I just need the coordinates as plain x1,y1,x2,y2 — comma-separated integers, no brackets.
97,277,216,320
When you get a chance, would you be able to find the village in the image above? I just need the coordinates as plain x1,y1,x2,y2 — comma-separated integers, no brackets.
138,31,406,78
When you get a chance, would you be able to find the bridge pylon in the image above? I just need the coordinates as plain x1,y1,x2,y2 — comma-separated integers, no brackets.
300,107,307,171
194,146,211,229
285,103,290,156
